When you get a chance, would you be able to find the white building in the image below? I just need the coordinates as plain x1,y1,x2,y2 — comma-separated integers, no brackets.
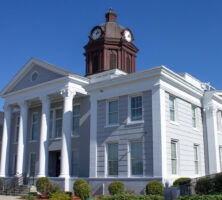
0,9,221,194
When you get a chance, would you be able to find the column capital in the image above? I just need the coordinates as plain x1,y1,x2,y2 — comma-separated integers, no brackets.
3,103,11,112
39,95,50,104
18,100,29,110
60,88,76,99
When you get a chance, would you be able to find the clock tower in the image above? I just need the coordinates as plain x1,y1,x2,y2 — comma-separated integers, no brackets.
84,9,139,76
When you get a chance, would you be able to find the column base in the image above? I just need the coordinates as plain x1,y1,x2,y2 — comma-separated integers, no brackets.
36,174,46,178
59,174,70,179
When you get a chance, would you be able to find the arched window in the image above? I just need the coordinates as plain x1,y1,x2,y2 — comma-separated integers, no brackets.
110,53,117,69
92,54,99,73
126,56,131,73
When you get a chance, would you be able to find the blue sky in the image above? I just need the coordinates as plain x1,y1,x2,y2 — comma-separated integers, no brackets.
1,0,222,111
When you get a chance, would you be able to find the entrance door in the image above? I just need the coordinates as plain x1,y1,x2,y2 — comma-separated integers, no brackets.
48,151,61,177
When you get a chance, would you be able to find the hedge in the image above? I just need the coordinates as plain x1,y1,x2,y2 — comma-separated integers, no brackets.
108,181,125,195
173,177,191,187
146,180,163,195
98,194,164,200
176,195,222,200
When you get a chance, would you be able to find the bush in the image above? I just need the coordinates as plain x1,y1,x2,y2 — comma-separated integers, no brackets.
49,182,61,197
49,192,71,200
73,178,87,194
146,180,163,196
108,181,125,195
98,194,164,200
0,178,3,189
173,177,191,187
74,182,91,200
214,173,222,193
36,177,51,194
195,177,214,195
21,195,36,200
176,194,222,200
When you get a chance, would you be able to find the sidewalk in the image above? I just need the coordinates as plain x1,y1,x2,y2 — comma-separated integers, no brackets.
0,196,21,200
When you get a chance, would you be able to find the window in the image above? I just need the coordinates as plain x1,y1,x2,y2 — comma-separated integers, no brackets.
12,154,17,175
92,53,99,73
31,113,39,141
110,53,117,69
171,140,178,175
73,105,80,136
107,143,118,176
217,111,222,132
71,150,79,177
55,109,63,138
169,96,175,121
49,110,54,138
192,105,197,128
31,71,39,82
14,115,20,143
130,96,143,121
130,141,143,176
0,125,2,142
194,145,200,174
29,153,36,176
219,146,222,171
108,100,118,125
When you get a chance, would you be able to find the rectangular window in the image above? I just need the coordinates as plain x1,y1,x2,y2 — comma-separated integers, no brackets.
130,96,143,121
12,154,17,175
31,113,39,141
169,96,175,121
217,111,222,132
55,109,63,138
29,153,36,176
108,100,118,125
14,115,20,143
107,143,118,176
71,150,79,177
194,145,199,174
73,105,80,136
0,125,2,142
171,140,177,175
192,105,197,128
219,146,222,172
130,141,143,176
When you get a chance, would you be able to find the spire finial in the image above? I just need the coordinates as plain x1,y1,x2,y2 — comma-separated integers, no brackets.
105,8,117,22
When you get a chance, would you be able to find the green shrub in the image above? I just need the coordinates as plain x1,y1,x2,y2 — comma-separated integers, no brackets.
73,178,87,194
74,182,91,200
98,194,164,200
21,195,36,200
195,177,214,194
108,181,125,195
36,177,51,194
49,192,71,200
48,182,61,197
173,177,191,187
214,173,222,193
176,194,222,200
0,178,3,189
146,180,163,196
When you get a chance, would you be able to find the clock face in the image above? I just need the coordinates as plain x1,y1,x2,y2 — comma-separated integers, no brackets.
124,30,132,42
92,28,102,40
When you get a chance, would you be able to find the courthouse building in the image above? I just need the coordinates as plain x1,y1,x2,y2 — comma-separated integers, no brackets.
0,9,222,193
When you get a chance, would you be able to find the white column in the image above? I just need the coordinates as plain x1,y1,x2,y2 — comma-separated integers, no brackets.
17,101,28,175
205,105,220,173
60,88,75,190
89,95,97,178
152,84,167,181
37,95,50,177
0,104,12,177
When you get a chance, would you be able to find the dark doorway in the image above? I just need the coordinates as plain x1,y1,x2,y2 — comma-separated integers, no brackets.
48,151,61,177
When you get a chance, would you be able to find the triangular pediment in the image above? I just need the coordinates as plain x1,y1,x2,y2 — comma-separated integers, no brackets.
1,58,74,96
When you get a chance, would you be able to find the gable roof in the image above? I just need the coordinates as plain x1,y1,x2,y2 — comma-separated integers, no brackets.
0,57,87,96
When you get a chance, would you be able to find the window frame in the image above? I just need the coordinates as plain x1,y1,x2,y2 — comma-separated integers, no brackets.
194,144,200,175
128,94,144,124
14,114,20,143
171,140,178,175
169,95,176,122
106,142,119,177
192,105,197,128
30,112,39,141
72,104,80,137
106,98,119,127
129,140,144,177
